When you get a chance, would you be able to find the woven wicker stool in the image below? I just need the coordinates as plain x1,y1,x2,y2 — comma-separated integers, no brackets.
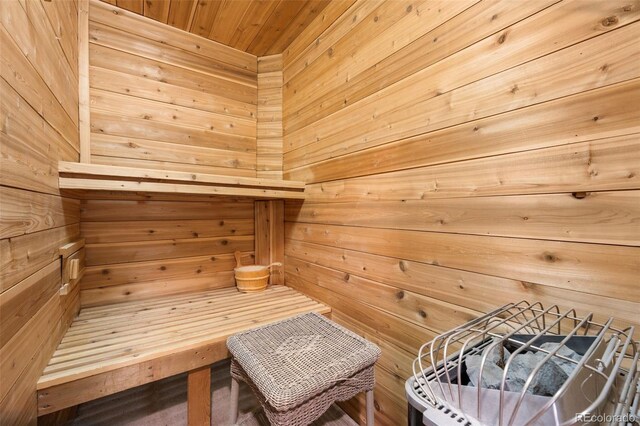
227,312,381,426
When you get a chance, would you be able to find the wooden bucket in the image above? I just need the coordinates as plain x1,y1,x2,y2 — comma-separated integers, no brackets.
233,251,281,293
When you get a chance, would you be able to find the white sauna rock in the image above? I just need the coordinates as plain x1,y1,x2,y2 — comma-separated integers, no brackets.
466,343,511,389
466,360,504,389
539,342,582,376
465,341,581,396
505,352,569,396
485,342,511,366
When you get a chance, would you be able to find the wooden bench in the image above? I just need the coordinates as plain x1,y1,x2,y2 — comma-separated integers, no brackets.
37,286,330,423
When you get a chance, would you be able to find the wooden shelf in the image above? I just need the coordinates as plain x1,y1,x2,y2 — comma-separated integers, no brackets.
58,162,306,199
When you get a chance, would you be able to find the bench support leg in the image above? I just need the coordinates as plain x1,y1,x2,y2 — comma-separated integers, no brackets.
366,389,375,426
188,366,211,426
229,376,240,424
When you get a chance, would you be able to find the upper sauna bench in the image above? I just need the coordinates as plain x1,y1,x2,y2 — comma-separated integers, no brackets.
57,162,306,199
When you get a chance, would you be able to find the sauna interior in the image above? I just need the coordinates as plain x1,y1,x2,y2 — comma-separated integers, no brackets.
1,0,639,425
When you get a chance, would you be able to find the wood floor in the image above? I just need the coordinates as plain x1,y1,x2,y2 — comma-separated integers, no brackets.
67,359,357,426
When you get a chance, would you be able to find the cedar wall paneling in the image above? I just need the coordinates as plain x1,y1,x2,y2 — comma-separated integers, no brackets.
87,0,258,176
80,2,261,307
282,1,640,424
0,0,81,423
257,54,284,179
79,197,255,306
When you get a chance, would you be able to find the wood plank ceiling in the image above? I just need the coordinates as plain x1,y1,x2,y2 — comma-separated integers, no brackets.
101,0,331,56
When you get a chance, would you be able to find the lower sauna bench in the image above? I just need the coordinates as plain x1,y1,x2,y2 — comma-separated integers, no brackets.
36,285,330,420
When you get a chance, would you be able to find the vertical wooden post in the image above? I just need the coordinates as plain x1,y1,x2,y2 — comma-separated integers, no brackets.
78,0,91,163
270,201,284,285
254,200,284,284
187,366,211,426
254,201,270,267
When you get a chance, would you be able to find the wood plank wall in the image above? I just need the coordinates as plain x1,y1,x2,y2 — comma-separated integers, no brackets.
79,2,263,307
79,196,255,307
282,1,640,424
0,1,82,423
87,0,258,176
257,55,284,179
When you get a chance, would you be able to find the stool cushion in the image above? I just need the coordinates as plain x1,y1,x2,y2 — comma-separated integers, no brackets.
227,312,381,411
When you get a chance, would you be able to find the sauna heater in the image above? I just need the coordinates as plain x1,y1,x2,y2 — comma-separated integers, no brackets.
406,301,639,425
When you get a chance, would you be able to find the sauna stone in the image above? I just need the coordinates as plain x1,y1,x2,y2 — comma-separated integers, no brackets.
506,352,568,396
507,342,583,395
466,342,581,396
539,342,582,376
466,343,511,389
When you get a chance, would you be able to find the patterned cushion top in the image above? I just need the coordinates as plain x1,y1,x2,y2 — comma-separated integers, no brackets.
227,312,381,411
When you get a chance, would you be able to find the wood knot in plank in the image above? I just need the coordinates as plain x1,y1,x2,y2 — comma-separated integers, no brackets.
571,192,588,199
520,281,533,289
